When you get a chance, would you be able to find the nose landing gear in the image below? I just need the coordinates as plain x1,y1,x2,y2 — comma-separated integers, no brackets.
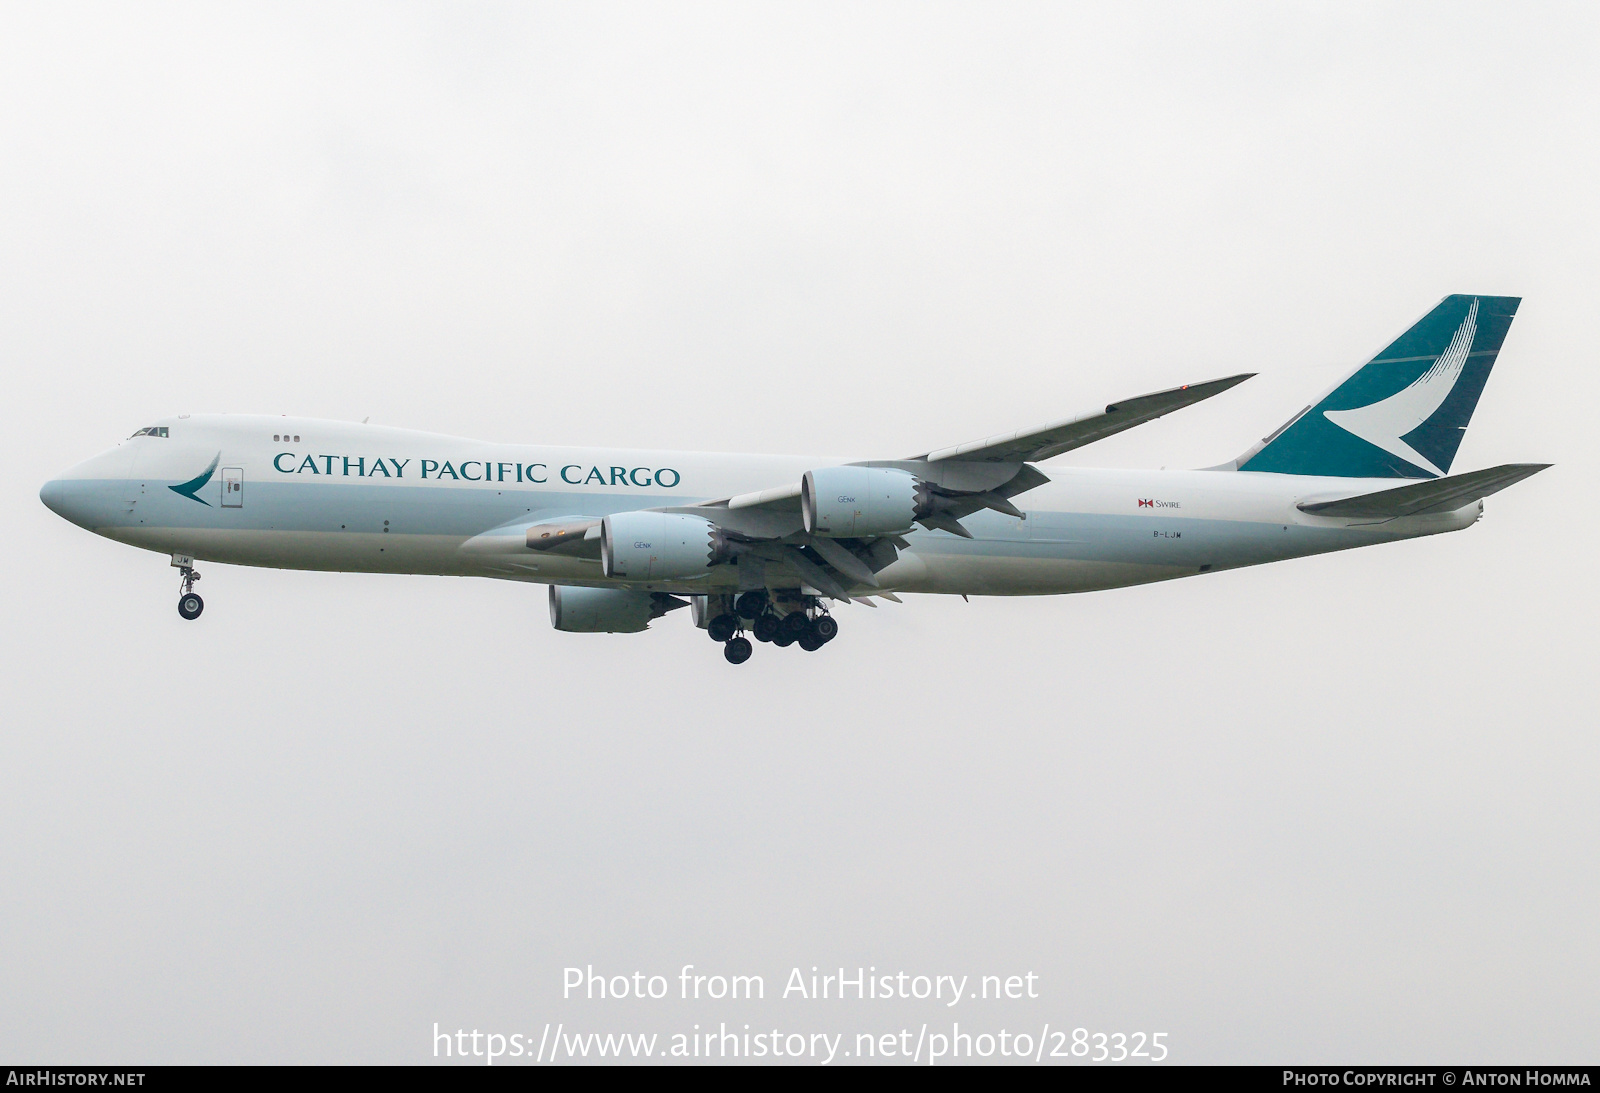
176,565,203,620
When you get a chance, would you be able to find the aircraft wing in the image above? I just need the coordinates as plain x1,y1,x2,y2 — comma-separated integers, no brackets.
699,371,1256,516
909,373,1255,463
1297,463,1551,519
658,372,1255,598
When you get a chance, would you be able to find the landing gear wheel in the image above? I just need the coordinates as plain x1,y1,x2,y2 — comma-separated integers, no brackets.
779,611,810,639
797,630,823,652
772,632,796,648
707,613,739,643
735,590,768,619
813,615,839,642
723,636,753,664
752,613,779,643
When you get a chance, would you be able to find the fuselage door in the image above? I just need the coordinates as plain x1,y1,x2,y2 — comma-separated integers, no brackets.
221,466,243,508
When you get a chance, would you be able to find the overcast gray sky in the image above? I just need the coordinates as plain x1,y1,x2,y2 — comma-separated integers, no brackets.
2,1,1594,1065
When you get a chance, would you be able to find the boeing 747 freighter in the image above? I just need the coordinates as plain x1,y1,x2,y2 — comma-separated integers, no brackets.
41,295,1548,663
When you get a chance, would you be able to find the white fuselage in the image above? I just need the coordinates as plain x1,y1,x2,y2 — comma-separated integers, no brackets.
40,414,1481,597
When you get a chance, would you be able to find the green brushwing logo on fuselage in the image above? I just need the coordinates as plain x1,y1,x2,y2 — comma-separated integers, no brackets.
169,454,220,505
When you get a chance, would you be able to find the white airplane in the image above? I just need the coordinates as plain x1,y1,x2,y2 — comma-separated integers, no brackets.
41,295,1547,664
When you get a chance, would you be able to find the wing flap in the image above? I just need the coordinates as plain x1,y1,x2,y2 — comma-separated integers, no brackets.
1297,463,1550,519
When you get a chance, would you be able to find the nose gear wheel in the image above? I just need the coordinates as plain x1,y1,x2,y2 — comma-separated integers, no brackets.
176,566,204,621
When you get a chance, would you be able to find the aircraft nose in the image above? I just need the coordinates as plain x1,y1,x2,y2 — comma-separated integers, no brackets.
39,478,68,518
42,443,140,530
40,476,95,528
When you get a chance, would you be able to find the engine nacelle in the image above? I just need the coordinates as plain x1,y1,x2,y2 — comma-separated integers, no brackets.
549,585,681,633
600,510,727,580
802,466,919,537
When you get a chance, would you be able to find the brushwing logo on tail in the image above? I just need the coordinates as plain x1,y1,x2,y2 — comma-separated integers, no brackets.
1321,299,1478,478
170,454,220,505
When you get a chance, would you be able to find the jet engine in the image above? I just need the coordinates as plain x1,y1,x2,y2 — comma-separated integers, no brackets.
548,585,686,633
600,511,730,580
802,466,919,537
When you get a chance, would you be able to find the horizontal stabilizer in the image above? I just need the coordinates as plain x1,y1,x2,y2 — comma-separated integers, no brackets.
1298,463,1550,519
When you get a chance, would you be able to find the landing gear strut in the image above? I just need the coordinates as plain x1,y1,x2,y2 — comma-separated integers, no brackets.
704,590,840,664
176,566,203,621
724,594,838,660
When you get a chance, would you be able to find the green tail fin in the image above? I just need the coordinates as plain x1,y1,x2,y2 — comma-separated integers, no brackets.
1238,295,1520,478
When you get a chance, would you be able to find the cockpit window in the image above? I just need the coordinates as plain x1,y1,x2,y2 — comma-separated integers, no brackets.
129,427,169,438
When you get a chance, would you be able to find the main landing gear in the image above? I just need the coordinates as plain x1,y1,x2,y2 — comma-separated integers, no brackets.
176,565,203,620
708,590,838,665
